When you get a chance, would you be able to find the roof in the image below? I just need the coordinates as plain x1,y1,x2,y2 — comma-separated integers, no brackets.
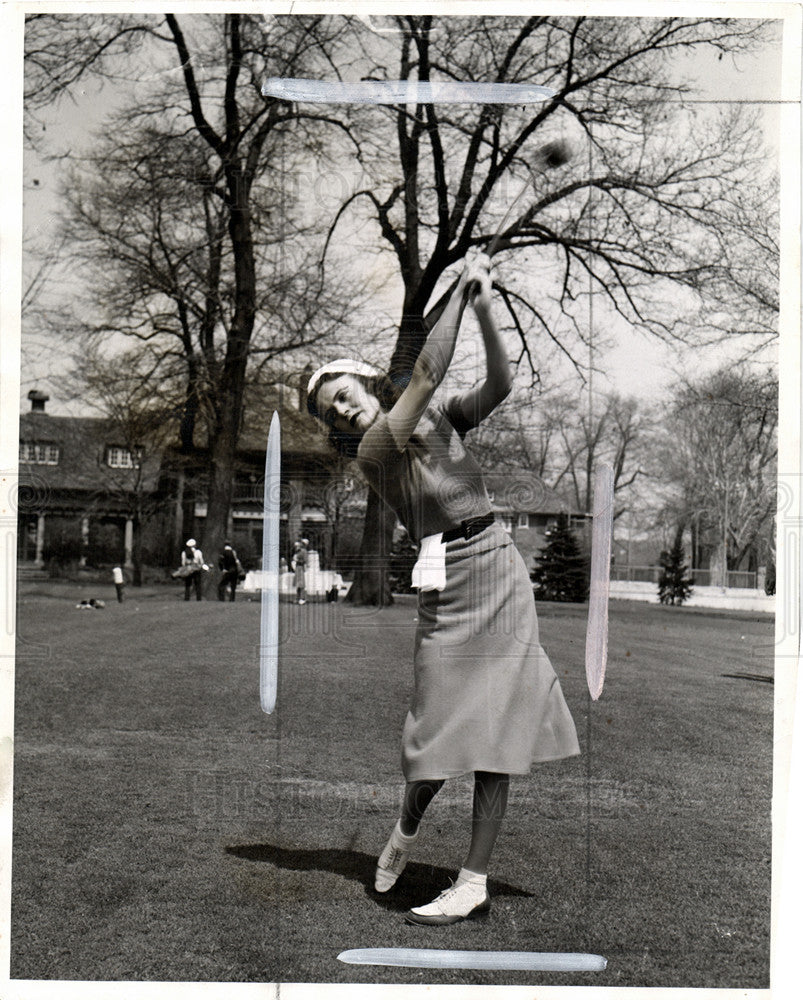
18,412,162,494
483,470,588,517
237,385,331,458
18,387,334,497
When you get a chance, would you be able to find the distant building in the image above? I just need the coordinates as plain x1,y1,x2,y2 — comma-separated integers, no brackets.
16,384,339,574
17,390,163,570
17,389,590,578
483,470,590,570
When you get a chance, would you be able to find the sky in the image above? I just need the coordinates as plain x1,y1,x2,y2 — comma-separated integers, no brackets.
16,11,789,416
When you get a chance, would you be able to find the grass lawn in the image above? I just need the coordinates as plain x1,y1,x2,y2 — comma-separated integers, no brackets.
11,586,773,987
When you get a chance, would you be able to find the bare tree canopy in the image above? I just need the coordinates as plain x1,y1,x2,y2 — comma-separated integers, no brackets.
23,13,780,603
25,12,367,568
467,388,650,519
319,15,778,377
655,367,778,575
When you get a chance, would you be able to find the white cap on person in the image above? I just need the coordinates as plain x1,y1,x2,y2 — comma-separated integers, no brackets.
306,359,382,400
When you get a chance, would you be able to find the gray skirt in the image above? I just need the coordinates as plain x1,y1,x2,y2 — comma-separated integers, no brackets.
402,522,580,780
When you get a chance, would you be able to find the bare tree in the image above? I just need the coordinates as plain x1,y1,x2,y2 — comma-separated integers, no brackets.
654,368,778,579
25,12,362,570
314,14,777,602
66,345,178,584
468,388,649,519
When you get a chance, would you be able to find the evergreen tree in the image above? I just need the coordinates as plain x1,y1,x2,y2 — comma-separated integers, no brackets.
388,529,419,595
657,535,694,606
532,515,589,603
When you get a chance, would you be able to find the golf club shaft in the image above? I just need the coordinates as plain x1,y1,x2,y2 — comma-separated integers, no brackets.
486,172,536,258
464,172,532,300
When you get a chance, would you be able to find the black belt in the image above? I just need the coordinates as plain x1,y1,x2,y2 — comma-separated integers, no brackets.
441,512,494,543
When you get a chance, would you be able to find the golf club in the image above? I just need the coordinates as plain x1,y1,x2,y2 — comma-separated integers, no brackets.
486,139,574,258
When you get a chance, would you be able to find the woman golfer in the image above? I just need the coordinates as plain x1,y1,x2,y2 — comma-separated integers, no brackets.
306,254,579,925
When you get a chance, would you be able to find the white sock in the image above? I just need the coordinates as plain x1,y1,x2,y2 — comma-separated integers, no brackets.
456,867,487,887
395,820,418,842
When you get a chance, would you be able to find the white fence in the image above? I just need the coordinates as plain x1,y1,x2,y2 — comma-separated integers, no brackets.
609,579,775,613
611,565,763,590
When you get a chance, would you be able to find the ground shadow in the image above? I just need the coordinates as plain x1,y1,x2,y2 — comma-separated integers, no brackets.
225,843,534,912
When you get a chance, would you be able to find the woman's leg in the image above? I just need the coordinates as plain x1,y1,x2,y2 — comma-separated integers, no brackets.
404,772,508,924
375,779,444,892
400,779,444,835
463,771,509,874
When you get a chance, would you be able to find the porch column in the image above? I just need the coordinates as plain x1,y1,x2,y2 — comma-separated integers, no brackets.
286,478,304,558
35,514,45,566
124,518,134,568
80,516,89,567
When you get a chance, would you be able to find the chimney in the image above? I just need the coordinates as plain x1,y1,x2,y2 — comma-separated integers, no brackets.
28,390,49,412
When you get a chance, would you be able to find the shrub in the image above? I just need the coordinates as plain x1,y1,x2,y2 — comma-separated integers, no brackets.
532,515,589,603
658,536,694,605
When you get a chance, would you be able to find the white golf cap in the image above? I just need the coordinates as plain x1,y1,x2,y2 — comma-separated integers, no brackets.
306,359,382,401
186,538,196,547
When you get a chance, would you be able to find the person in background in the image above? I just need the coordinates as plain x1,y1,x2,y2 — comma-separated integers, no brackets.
292,539,308,605
217,541,243,602
181,538,205,601
112,565,125,603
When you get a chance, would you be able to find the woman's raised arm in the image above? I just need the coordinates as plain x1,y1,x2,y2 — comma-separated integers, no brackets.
451,256,512,430
382,262,472,451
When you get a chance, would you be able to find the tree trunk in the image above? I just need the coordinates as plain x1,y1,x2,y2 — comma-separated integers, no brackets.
203,417,239,593
179,357,201,453
173,465,185,559
345,486,397,606
201,159,255,591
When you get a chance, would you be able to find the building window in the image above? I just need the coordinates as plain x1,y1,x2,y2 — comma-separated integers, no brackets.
500,516,513,533
19,441,60,465
107,446,141,469
517,513,529,529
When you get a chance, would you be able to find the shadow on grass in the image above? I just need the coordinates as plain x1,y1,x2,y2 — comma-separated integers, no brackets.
225,843,534,912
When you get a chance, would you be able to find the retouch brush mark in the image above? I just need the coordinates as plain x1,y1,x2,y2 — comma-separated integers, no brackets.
262,79,556,105
586,464,614,701
337,948,607,971
260,411,281,715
